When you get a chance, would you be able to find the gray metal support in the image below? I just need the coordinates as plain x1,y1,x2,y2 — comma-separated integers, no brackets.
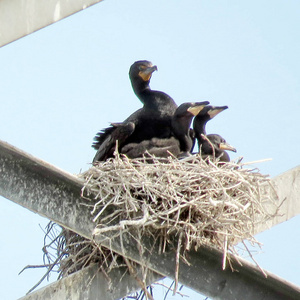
253,165,300,235
0,0,103,47
18,264,162,300
1,140,300,300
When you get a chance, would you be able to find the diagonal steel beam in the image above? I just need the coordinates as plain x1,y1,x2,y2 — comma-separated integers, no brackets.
252,165,300,235
18,264,162,300
0,0,104,47
1,140,300,300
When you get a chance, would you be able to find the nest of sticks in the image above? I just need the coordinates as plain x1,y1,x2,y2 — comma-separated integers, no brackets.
82,154,276,251
24,153,278,297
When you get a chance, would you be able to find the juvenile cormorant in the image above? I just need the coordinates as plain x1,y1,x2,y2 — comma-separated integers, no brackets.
92,60,178,163
201,134,236,162
193,105,228,152
121,101,209,159
172,102,209,156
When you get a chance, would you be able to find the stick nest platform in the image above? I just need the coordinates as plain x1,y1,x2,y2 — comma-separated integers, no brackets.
82,155,276,256
25,154,278,297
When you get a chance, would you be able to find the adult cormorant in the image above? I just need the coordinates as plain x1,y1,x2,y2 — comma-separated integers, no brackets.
201,134,236,162
121,101,209,159
92,60,178,163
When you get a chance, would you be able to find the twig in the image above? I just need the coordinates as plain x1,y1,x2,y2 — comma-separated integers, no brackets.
25,253,64,295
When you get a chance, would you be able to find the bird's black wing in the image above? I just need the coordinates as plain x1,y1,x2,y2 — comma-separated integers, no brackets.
92,122,135,163
92,108,142,150
92,126,116,150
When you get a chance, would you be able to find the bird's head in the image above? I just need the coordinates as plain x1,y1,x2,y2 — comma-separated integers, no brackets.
207,134,237,153
195,105,228,123
175,101,210,119
129,60,158,83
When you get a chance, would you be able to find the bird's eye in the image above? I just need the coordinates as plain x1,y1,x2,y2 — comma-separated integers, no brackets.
139,65,147,71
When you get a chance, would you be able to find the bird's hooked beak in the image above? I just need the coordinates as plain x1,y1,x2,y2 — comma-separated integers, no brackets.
219,142,237,152
139,65,158,81
208,106,228,119
187,102,210,116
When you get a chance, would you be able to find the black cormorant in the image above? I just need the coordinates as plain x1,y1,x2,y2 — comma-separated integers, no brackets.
201,134,236,162
172,102,209,156
192,105,236,161
193,105,228,152
92,60,178,163
121,102,209,159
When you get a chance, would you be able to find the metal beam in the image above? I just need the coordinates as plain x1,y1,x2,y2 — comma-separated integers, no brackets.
18,264,162,300
1,140,300,300
252,165,300,235
0,0,104,47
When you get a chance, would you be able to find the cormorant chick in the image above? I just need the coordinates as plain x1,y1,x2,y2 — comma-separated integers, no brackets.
172,102,209,156
201,134,236,162
92,60,178,163
193,105,228,152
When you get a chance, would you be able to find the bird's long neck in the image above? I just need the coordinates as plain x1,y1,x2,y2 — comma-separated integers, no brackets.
180,135,193,152
172,116,193,152
195,121,207,143
131,80,151,104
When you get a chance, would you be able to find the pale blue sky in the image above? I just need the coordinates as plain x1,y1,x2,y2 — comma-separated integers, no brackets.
0,1,300,299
